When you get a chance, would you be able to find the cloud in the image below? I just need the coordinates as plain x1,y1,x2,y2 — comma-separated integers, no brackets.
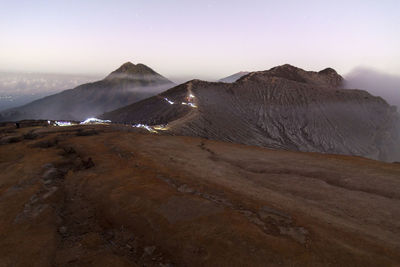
344,67,400,109
0,72,101,110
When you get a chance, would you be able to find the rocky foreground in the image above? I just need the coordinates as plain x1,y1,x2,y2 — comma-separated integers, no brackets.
0,123,400,266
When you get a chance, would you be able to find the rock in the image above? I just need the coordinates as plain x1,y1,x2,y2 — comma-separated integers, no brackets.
23,131,39,140
260,206,292,220
42,187,58,199
42,168,61,181
144,246,156,255
81,157,95,169
59,226,68,235
42,163,54,169
177,184,195,193
0,135,23,145
31,139,58,148
279,226,309,244
76,129,98,136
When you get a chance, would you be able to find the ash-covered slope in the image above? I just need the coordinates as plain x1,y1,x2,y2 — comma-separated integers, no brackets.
102,64,400,162
0,62,174,121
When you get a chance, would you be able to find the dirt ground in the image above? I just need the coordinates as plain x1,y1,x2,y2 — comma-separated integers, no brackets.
0,124,399,266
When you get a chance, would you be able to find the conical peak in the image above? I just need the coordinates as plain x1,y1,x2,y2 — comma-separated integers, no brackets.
105,62,160,80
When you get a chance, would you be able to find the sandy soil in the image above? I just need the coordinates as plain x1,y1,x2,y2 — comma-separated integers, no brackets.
0,124,399,266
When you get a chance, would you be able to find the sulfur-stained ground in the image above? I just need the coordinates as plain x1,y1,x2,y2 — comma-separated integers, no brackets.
0,123,399,266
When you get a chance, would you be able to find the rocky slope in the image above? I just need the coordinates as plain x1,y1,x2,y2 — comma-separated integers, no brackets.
102,64,400,162
0,62,174,122
1,123,400,266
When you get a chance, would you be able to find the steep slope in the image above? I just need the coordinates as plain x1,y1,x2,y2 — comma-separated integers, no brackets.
0,62,174,121
219,71,250,83
102,64,400,162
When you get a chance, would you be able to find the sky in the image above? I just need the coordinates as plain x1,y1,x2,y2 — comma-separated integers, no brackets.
0,0,399,82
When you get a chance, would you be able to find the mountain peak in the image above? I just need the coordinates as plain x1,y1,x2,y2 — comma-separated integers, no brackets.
119,61,136,69
319,67,338,75
240,64,343,87
269,64,302,73
105,62,159,80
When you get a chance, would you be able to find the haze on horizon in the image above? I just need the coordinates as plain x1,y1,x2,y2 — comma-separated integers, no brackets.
0,0,399,82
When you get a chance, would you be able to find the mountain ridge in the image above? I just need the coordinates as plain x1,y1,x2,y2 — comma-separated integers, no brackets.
102,64,400,162
219,71,250,83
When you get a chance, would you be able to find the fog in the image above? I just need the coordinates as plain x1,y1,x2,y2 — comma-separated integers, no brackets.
105,72,170,82
345,67,400,109
0,72,101,111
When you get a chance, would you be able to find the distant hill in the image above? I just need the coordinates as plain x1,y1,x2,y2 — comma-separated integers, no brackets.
218,71,250,83
0,62,174,121
102,64,400,162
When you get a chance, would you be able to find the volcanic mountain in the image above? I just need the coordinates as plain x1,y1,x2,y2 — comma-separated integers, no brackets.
219,71,250,83
0,62,174,121
102,64,400,162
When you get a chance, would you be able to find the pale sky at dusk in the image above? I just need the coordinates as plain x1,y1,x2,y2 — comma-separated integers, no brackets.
1,0,399,82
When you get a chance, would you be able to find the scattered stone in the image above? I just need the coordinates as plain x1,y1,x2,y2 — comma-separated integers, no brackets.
42,186,58,199
177,184,195,194
23,131,39,140
248,216,266,227
279,226,309,244
42,168,61,181
259,206,292,220
144,246,156,255
76,129,98,136
0,135,23,145
59,226,68,235
42,163,54,169
63,147,76,155
81,157,95,169
31,139,58,148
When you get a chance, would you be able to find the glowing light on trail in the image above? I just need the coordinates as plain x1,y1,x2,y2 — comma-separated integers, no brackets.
153,124,168,131
164,98,174,105
163,94,197,108
132,123,157,133
181,102,197,108
80,117,111,125
55,121,73,127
